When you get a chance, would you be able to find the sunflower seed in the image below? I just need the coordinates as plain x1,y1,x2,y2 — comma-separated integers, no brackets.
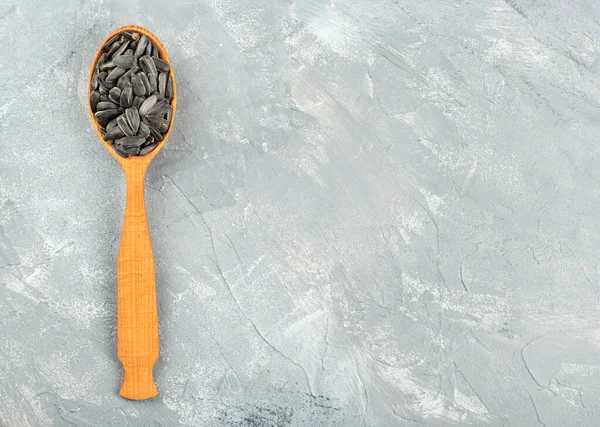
106,66,126,82
139,143,158,155
139,95,157,117
133,96,144,109
151,91,164,101
91,69,98,90
151,45,159,57
113,144,130,158
131,73,146,96
125,107,140,133
97,71,108,84
108,87,122,104
124,49,134,56
120,84,133,108
165,76,173,100
120,145,141,155
96,101,119,111
98,72,115,90
97,54,107,73
117,75,131,89
90,90,100,113
99,85,108,95
122,30,140,41
148,125,164,142
147,73,158,93
138,72,151,94
120,67,137,82
148,99,170,117
152,57,170,73
166,107,172,124
139,56,157,76
134,35,148,56
102,34,119,51
111,40,130,59
145,40,152,56
146,115,169,133
117,136,146,149
99,94,111,102
158,72,167,97
103,125,125,141
117,114,135,137
106,41,121,58
95,109,121,126
106,117,119,131
113,55,136,69
100,61,115,71
139,120,151,138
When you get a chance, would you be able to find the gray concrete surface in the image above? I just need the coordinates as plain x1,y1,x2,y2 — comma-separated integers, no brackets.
1,0,599,425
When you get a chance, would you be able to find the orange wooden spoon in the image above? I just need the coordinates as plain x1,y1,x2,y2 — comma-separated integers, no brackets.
88,26,177,400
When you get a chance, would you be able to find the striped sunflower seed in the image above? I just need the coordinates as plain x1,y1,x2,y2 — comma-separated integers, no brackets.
90,90,100,113
165,76,173,100
152,57,170,73
134,35,149,56
117,136,146,149
139,121,151,138
113,144,130,158
117,114,135,137
91,69,98,90
117,75,131,90
106,41,121,58
140,56,157,76
103,125,126,141
138,72,151,94
113,55,136,69
112,40,130,58
120,84,133,108
125,107,140,133
122,30,140,41
102,34,119,51
139,143,158,155
148,100,170,117
131,73,146,96
133,96,144,110
106,66,126,82
108,87,121,104
95,109,121,126
96,101,119,111
147,73,158,93
100,61,115,71
106,117,119,131
158,72,167,97
139,95,157,117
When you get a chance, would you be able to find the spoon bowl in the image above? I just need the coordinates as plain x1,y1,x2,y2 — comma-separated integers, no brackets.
88,25,176,401
88,25,177,164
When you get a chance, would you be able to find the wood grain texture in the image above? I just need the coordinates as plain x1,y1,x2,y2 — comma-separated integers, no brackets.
118,159,158,400
87,26,177,400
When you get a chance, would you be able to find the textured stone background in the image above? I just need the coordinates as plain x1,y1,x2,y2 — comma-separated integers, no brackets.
1,0,599,426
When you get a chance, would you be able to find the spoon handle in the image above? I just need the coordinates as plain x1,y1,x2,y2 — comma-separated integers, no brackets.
117,162,159,400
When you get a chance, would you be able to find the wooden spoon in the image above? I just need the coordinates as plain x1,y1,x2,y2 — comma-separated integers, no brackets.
87,26,177,400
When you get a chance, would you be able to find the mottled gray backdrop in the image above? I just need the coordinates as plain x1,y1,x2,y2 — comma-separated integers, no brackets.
1,0,599,426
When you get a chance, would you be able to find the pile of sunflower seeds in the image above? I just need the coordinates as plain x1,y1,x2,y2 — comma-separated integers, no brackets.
90,30,173,157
